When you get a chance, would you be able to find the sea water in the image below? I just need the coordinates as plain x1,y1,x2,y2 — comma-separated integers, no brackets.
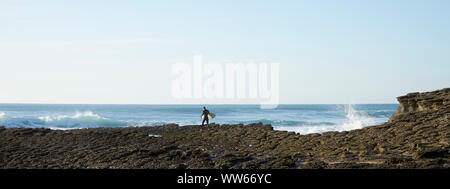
0,104,397,134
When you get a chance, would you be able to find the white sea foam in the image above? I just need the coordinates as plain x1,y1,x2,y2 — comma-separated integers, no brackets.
275,104,377,135
49,127,83,130
39,111,104,122
339,104,376,131
276,125,336,135
38,115,53,122
72,111,102,119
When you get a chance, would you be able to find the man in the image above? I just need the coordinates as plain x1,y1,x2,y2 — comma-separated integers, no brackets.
201,106,210,127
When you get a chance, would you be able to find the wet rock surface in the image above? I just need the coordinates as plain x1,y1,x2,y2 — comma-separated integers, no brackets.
1,88,449,169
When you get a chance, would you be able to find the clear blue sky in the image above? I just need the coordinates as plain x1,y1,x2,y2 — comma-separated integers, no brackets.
0,0,449,104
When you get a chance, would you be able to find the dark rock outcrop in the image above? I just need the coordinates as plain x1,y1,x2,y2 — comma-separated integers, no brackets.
0,88,449,169
390,88,449,121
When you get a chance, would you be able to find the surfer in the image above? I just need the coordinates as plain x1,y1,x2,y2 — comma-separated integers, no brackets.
201,106,210,127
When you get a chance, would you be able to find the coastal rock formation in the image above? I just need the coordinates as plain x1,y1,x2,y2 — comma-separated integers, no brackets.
0,88,449,169
390,88,449,121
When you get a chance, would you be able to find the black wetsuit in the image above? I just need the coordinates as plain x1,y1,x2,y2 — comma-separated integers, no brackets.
202,109,210,126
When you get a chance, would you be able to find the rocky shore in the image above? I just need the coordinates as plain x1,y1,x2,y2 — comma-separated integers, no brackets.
1,88,449,169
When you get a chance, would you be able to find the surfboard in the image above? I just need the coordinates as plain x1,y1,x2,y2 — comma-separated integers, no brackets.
201,113,216,120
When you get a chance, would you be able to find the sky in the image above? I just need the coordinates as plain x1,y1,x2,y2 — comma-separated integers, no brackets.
0,0,449,104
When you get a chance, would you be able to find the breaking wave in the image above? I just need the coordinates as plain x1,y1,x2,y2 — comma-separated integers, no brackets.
275,104,378,134
37,111,126,128
0,111,125,129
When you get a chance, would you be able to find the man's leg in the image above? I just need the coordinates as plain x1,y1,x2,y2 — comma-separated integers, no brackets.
206,118,209,126
202,119,205,126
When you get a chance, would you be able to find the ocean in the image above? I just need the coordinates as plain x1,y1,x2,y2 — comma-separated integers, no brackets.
0,104,398,134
